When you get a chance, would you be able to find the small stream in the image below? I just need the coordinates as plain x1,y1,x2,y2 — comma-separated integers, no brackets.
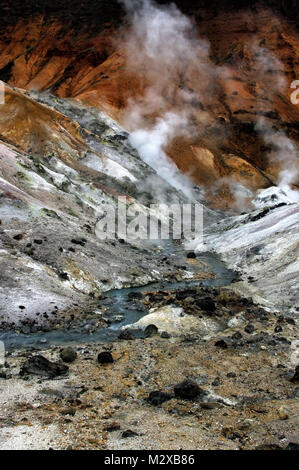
0,253,237,351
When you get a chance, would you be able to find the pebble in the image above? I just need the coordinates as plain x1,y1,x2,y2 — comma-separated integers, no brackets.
60,348,77,363
245,324,255,334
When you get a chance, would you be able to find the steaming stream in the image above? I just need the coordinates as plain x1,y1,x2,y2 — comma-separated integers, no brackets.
0,252,237,351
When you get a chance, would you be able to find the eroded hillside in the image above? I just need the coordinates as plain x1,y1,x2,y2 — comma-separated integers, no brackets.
0,1,298,208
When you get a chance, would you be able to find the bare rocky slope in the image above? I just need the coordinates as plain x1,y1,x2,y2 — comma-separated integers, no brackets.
0,0,298,451
0,1,298,207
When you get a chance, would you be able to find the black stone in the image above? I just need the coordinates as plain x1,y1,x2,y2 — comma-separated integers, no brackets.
231,331,242,340
97,351,114,364
160,331,171,339
71,238,86,246
148,390,172,406
285,442,299,450
20,355,69,378
215,339,228,349
144,324,158,338
118,330,136,340
60,348,77,363
245,324,255,334
227,372,237,378
197,297,216,313
174,380,203,400
290,365,299,383
121,429,138,438
127,291,143,300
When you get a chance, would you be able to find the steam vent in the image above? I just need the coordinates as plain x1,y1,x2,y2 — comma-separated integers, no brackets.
0,0,298,453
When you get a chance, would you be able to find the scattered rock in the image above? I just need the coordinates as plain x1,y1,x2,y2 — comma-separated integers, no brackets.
212,378,221,386
231,331,242,340
227,372,237,378
97,351,114,364
61,407,76,416
121,429,138,438
160,331,171,339
290,365,299,383
285,442,299,450
200,402,223,409
197,297,216,313
71,237,86,246
278,407,289,420
174,380,203,400
148,390,172,406
60,348,77,363
13,233,25,241
104,422,121,432
118,330,136,340
184,297,195,305
20,355,69,378
245,324,255,334
215,339,228,349
127,291,143,300
40,388,64,399
144,324,158,338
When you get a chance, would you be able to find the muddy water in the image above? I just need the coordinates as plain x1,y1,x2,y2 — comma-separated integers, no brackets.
0,253,237,351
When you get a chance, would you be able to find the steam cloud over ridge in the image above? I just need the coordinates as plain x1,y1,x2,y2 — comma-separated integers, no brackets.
119,0,214,198
119,0,299,203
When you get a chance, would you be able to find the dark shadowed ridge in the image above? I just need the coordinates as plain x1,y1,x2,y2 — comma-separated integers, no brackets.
0,1,298,29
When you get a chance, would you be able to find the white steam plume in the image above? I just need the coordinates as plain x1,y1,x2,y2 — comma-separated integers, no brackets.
119,0,211,199
256,118,299,202
251,41,299,201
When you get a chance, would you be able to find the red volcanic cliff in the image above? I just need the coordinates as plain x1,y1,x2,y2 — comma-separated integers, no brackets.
0,1,298,208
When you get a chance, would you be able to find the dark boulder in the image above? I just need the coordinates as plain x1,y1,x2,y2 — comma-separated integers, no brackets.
245,323,255,334
97,351,114,364
60,348,77,363
20,355,69,378
127,291,143,300
215,339,228,349
290,365,299,383
144,324,158,338
148,390,172,406
118,329,136,340
160,331,171,339
121,429,138,438
197,297,216,313
285,442,299,450
174,379,203,400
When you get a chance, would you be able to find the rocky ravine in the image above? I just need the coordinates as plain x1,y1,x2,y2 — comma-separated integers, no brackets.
0,86,298,450
0,0,298,450
0,287,298,450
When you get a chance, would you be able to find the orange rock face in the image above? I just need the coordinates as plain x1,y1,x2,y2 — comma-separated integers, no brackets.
0,5,298,209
